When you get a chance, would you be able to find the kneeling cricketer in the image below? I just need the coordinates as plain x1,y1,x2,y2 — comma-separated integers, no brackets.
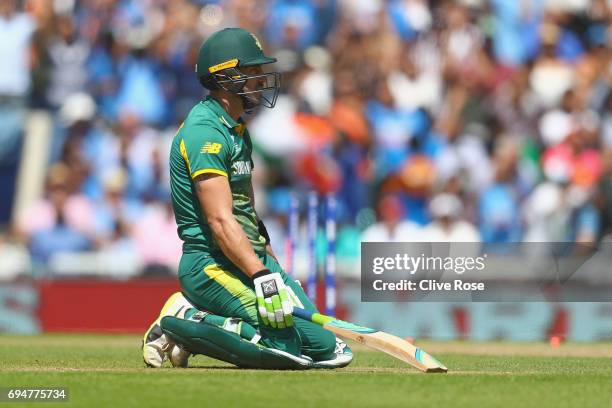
142,28,352,369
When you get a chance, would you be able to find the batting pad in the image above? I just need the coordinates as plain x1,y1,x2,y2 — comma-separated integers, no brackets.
160,316,312,370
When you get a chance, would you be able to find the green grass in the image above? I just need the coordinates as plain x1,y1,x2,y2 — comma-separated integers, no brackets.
1,335,611,407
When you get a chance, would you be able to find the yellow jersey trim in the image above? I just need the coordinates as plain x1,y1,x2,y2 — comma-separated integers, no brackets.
191,168,228,179
180,139,192,174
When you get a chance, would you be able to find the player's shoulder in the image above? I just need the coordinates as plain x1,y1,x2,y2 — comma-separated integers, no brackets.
179,102,230,144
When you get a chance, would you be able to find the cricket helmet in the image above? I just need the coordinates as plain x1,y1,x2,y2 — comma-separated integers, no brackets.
196,28,280,111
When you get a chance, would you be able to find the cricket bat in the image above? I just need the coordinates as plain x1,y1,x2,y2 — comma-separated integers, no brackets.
292,307,447,373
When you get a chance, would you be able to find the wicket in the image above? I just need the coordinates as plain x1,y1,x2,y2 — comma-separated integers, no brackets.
285,191,337,316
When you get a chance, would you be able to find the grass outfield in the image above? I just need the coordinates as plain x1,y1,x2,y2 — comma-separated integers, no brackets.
1,335,611,407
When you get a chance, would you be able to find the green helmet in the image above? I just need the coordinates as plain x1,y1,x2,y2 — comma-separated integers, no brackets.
196,28,280,111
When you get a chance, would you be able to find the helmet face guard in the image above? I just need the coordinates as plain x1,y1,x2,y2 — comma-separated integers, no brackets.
211,66,280,112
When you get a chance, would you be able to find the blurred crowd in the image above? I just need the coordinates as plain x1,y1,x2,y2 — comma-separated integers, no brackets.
0,0,610,279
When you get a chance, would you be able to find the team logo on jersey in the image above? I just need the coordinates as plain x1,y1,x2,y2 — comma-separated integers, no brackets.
201,142,222,154
232,160,251,175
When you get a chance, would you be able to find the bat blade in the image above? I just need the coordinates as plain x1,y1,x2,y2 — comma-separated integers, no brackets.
293,307,447,373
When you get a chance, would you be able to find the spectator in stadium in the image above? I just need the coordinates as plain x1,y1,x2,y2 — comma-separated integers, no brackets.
44,13,91,109
90,169,142,246
54,92,119,200
365,77,416,178
17,163,94,264
265,0,320,51
0,0,36,223
132,197,182,274
523,179,601,244
361,193,422,242
423,193,480,242
15,163,96,240
478,137,522,243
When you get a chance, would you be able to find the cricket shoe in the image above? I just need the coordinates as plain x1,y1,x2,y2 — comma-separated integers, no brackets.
142,292,193,368
312,337,353,369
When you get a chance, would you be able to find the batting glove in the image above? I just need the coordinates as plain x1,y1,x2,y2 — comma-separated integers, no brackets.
253,270,294,329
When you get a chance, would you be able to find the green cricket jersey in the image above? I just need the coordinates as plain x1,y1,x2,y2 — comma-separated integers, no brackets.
169,96,265,255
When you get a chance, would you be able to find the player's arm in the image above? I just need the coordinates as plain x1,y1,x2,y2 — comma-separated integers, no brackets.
247,180,278,262
195,174,293,329
182,128,263,274
195,173,265,277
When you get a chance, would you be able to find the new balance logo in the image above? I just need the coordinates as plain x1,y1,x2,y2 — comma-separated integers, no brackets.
201,142,222,154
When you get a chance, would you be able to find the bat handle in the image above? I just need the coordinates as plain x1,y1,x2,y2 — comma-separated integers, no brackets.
292,307,313,322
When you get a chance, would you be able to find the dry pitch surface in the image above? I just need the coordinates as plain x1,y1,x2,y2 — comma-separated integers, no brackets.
1,334,611,407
